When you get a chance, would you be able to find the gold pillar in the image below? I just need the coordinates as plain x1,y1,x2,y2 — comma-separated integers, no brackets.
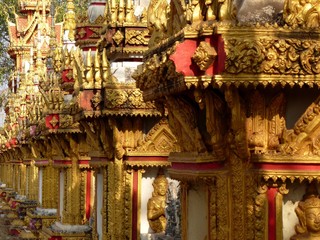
20,164,26,195
7,163,13,188
229,152,246,239
80,170,86,222
102,167,108,239
208,179,217,239
276,184,289,240
107,159,124,239
11,164,20,192
42,164,59,209
123,168,134,239
62,158,81,224
216,173,230,240
180,182,188,240
0,163,3,182
27,160,39,201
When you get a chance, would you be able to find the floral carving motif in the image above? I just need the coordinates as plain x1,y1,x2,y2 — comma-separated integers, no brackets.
105,89,155,109
225,38,320,75
192,41,217,71
105,90,128,108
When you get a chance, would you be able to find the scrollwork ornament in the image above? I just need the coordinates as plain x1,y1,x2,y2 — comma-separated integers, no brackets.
225,37,320,75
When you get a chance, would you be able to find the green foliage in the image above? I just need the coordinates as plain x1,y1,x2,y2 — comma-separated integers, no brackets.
0,0,90,107
0,0,17,85
53,0,89,23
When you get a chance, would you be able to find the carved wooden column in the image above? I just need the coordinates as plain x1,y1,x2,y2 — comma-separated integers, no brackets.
254,185,268,240
216,174,231,239
42,163,59,209
276,184,289,240
19,164,26,195
12,164,19,191
7,163,13,188
101,167,108,239
124,168,133,239
180,182,188,240
27,160,39,201
0,163,4,183
62,157,82,224
224,86,250,239
79,168,93,223
107,159,125,239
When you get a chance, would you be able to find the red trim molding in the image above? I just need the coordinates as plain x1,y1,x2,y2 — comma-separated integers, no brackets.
254,163,320,171
86,170,91,220
125,156,168,162
171,162,224,171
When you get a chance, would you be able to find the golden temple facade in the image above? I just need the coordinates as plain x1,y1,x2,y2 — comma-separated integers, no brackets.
1,0,320,239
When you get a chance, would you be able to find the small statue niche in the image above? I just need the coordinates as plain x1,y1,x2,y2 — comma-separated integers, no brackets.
291,183,320,240
147,172,169,233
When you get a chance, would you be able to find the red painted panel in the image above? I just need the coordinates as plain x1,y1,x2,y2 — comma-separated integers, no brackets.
268,188,277,240
169,40,198,76
45,114,59,129
132,170,138,240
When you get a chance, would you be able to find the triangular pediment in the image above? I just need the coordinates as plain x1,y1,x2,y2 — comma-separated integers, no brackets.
129,118,180,155
281,95,320,156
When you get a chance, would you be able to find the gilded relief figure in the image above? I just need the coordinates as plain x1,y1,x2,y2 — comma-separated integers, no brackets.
291,186,320,240
147,173,169,233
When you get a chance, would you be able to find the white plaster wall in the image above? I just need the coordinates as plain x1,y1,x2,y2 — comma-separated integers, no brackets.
59,170,65,218
141,167,159,234
187,185,208,240
236,0,284,23
96,173,103,240
38,167,43,205
111,62,142,83
282,182,308,240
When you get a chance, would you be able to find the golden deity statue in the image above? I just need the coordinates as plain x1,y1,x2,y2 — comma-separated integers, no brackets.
291,188,320,240
147,172,168,233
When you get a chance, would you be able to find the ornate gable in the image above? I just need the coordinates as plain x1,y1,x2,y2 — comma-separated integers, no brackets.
128,118,180,155
281,95,320,156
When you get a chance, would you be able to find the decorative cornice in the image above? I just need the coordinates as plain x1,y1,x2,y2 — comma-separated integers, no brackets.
125,161,171,168
255,170,320,183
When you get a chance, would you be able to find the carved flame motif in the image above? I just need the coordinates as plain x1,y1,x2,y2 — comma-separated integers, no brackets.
284,0,320,28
